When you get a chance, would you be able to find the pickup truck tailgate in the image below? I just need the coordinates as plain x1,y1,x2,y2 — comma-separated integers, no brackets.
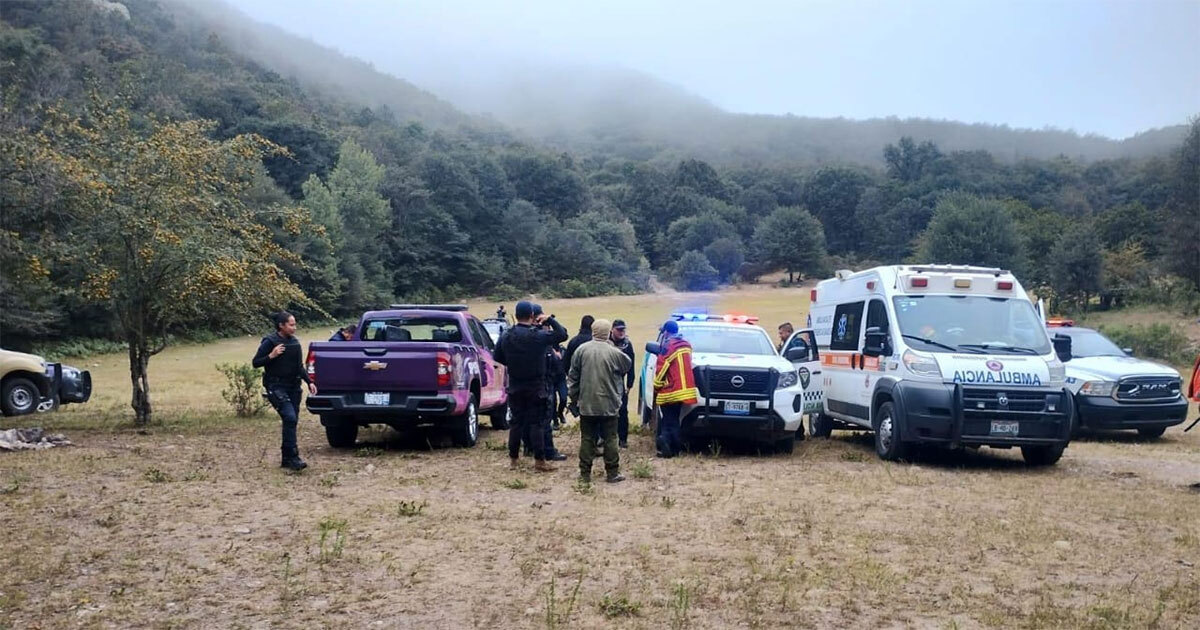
309,342,443,392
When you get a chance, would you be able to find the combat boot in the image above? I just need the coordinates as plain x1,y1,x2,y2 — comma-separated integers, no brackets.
281,448,308,471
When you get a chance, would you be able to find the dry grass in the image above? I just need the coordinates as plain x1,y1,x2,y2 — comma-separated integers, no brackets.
2,285,1199,629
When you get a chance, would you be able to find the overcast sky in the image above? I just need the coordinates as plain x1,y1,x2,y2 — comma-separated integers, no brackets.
235,0,1199,139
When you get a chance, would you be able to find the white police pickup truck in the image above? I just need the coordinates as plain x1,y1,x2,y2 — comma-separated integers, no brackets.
1047,324,1187,438
637,312,821,453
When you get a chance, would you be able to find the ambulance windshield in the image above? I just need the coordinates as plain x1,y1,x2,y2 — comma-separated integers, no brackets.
892,296,1051,355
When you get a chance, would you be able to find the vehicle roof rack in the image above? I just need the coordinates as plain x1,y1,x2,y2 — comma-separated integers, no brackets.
388,304,470,312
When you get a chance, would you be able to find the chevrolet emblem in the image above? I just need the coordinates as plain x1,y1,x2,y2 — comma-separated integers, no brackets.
363,361,388,371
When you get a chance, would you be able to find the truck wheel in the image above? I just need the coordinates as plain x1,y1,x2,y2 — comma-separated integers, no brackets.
1137,427,1166,439
2,378,39,416
324,420,358,449
1069,406,1083,438
1021,444,1064,466
774,433,796,455
451,395,479,447
808,413,833,438
873,402,907,461
489,404,511,430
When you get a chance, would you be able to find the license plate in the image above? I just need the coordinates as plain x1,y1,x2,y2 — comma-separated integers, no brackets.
725,400,751,415
990,420,1019,436
364,392,390,406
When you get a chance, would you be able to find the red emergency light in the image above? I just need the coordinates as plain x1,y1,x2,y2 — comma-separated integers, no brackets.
996,280,1014,291
910,277,928,288
810,289,817,303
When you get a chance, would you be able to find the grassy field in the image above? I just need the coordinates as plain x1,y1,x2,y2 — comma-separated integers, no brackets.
3,285,1199,629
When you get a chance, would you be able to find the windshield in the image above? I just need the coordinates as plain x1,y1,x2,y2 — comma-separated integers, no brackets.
892,296,1051,355
362,317,463,343
1054,329,1125,357
482,321,504,342
680,326,776,355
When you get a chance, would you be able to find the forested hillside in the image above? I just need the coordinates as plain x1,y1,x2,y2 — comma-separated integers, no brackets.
1,0,1197,354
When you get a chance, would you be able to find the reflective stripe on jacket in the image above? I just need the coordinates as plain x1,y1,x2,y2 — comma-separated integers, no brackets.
654,336,698,406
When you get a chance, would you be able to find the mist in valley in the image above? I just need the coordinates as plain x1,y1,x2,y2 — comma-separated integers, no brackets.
193,0,1200,164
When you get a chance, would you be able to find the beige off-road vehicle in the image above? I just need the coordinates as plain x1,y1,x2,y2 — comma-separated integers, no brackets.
0,349,92,417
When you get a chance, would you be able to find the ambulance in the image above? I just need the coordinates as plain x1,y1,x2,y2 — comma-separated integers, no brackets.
638,312,822,453
808,265,1074,465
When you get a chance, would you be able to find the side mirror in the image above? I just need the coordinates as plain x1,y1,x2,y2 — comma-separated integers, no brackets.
863,326,891,358
645,341,661,355
1052,334,1072,363
784,346,809,362
1122,347,1133,356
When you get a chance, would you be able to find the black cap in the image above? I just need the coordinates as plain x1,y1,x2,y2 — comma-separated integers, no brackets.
612,319,627,330
515,301,534,319
532,303,544,316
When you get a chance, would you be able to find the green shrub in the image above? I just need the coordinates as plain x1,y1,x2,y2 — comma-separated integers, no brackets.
216,362,268,417
1097,324,1195,366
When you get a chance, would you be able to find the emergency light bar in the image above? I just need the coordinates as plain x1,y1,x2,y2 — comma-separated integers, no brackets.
671,312,760,324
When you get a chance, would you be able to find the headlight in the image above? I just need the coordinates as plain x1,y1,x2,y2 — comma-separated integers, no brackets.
1079,380,1117,397
777,370,798,389
902,350,941,378
1047,357,1065,386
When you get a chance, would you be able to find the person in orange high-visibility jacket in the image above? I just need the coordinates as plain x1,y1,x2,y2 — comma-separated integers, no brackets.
653,320,698,457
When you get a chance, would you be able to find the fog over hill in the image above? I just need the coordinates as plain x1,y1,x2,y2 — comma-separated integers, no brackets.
204,0,1196,166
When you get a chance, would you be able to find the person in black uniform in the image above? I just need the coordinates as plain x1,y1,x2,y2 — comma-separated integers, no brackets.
609,319,637,448
493,301,568,471
533,304,568,461
328,323,357,341
252,311,316,471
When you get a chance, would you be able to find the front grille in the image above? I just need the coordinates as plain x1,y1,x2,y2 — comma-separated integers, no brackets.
958,386,1069,440
962,387,1047,413
1115,377,1181,401
695,366,774,399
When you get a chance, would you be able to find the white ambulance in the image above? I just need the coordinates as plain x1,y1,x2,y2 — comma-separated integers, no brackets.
637,312,822,453
808,265,1074,465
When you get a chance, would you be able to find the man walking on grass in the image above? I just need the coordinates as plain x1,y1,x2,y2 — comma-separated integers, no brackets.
568,318,633,484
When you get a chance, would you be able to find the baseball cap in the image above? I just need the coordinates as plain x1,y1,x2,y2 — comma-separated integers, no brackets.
515,301,534,320
612,319,627,330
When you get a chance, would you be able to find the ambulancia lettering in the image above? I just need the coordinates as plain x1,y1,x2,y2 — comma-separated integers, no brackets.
952,370,1042,386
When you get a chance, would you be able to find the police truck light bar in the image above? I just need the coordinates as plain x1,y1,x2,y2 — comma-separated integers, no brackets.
671,313,759,324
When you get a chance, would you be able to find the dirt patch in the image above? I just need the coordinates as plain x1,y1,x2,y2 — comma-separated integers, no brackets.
2,419,1198,629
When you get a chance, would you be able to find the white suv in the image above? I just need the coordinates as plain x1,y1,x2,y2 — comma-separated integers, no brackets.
638,313,821,452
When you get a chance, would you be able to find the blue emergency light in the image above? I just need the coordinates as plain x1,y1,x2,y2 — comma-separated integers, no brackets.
671,312,759,324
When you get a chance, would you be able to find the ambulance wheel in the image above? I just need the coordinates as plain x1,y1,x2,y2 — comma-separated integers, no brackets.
1021,444,1064,466
808,413,833,438
873,402,907,461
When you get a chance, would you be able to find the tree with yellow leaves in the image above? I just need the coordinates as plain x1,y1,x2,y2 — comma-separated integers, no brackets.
12,96,318,425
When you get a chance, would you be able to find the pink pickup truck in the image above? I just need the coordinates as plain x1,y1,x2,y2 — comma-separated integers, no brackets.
304,305,509,448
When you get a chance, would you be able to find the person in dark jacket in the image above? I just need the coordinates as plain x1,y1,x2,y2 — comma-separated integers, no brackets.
533,304,568,461
561,315,595,412
493,300,568,471
252,311,317,471
328,324,358,342
609,319,637,448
